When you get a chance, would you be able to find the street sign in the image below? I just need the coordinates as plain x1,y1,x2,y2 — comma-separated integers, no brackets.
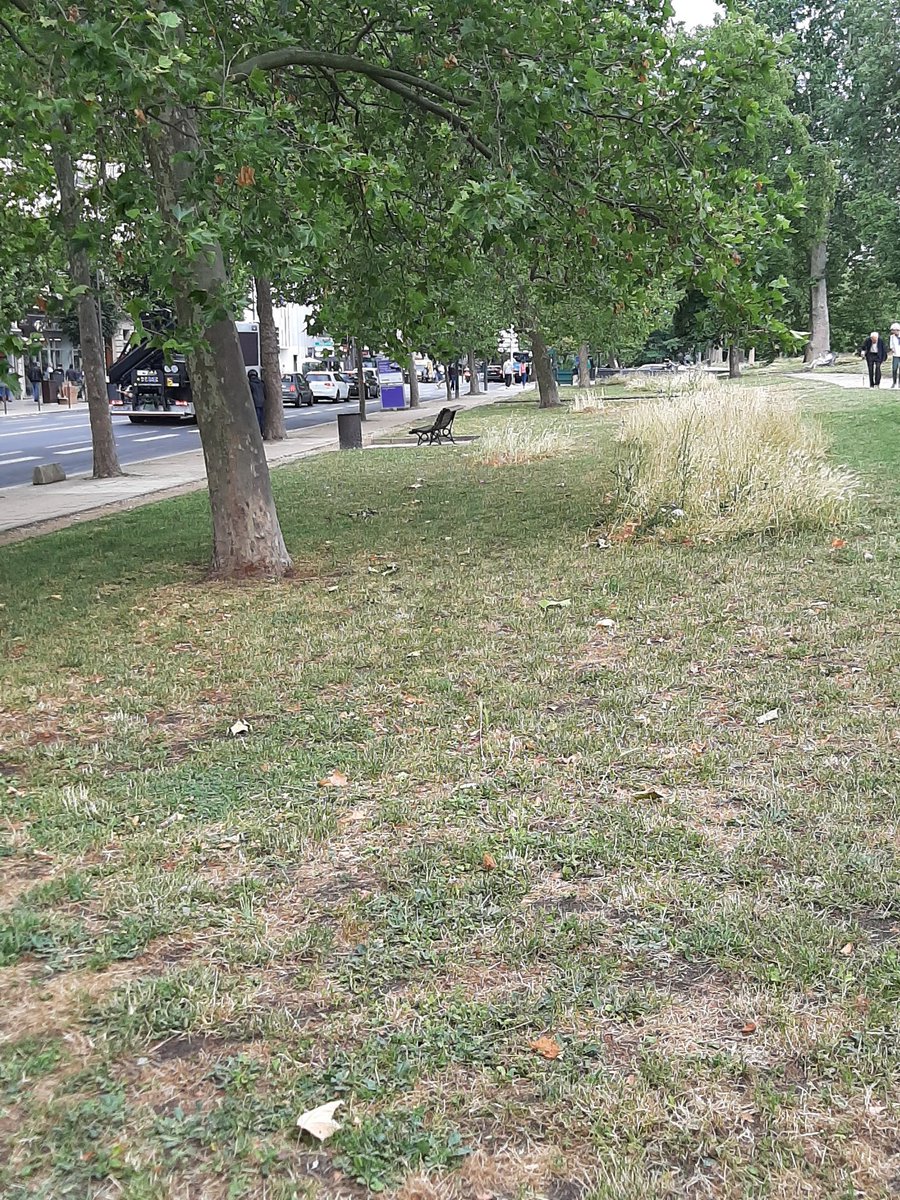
377,356,405,409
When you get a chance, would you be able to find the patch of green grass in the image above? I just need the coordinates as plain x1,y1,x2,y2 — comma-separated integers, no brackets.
1,386,898,1198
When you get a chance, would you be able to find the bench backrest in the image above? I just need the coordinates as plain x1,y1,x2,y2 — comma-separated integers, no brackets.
436,407,457,431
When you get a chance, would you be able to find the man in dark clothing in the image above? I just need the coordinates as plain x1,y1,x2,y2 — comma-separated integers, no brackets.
26,360,42,402
248,369,266,431
859,331,887,388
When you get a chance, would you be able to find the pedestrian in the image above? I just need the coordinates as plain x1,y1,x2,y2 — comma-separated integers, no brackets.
890,323,900,388
449,361,460,398
859,330,887,388
519,359,528,387
247,369,265,431
26,359,42,402
503,355,514,388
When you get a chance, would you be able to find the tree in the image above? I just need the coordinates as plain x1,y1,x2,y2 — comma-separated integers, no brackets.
1,0,806,574
254,277,287,441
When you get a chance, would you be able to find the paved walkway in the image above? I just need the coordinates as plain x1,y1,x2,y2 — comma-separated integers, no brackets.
788,370,889,390
0,388,500,544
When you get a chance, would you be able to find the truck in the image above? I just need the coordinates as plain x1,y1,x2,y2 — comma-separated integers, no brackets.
108,321,261,423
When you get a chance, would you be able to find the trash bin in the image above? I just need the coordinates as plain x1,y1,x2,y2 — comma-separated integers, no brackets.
337,412,363,449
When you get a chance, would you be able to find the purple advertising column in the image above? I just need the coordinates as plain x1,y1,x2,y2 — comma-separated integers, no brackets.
377,356,406,409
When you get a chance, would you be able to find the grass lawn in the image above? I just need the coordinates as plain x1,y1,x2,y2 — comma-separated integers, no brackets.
0,377,898,1199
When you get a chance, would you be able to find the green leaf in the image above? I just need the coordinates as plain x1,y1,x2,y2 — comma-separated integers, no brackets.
156,11,182,28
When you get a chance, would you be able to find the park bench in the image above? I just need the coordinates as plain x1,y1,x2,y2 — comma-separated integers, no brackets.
410,406,459,445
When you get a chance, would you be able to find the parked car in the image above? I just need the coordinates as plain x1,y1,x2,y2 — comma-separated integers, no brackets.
306,371,351,402
281,373,314,407
486,363,504,382
363,368,380,398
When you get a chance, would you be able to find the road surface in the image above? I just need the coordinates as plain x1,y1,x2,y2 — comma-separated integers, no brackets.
0,381,491,490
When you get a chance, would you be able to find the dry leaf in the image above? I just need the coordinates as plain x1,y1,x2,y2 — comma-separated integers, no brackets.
755,709,779,726
830,538,847,549
529,1035,561,1060
595,617,617,629
236,164,256,187
739,1020,757,1036
229,719,250,737
632,786,666,801
49,594,63,601
482,852,497,871
297,1099,343,1141
540,598,571,610
318,770,349,788
839,942,854,956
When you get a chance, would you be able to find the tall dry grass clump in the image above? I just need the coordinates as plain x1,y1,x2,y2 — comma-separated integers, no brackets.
472,417,572,466
615,386,856,535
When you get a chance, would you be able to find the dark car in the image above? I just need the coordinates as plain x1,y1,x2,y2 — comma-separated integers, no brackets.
281,373,314,407
486,363,505,382
339,372,363,400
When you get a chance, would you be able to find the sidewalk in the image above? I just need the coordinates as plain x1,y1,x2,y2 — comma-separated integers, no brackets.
0,389,500,545
1,399,89,419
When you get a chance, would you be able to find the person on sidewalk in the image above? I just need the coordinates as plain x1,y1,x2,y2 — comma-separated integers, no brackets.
26,360,42,403
503,356,514,388
519,359,529,387
859,330,887,388
247,369,266,431
890,323,900,388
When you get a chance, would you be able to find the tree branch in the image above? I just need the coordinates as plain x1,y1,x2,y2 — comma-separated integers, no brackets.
229,48,470,108
229,48,490,158
0,15,38,60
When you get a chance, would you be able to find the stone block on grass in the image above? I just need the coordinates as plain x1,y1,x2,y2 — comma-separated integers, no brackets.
33,463,66,485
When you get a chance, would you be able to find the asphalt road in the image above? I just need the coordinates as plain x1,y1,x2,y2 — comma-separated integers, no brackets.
0,381,490,490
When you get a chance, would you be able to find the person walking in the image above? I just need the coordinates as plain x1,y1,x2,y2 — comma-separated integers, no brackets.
26,360,43,403
859,330,887,388
519,359,529,387
247,369,266,431
502,355,514,388
890,323,900,388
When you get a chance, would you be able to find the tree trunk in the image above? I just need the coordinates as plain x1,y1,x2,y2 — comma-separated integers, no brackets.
408,354,420,408
530,328,560,408
146,107,291,578
51,135,122,479
467,348,480,394
255,276,286,441
808,234,831,360
445,365,452,405
606,353,620,370
354,339,367,421
578,342,590,388
728,345,742,379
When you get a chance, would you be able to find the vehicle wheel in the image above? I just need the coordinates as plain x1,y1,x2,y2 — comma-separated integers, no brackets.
294,398,301,407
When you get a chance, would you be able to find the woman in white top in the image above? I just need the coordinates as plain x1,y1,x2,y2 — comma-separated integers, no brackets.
890,323,900,388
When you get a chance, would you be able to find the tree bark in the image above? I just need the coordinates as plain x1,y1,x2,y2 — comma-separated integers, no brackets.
606,353,620,370
146,108,291,578
255,276,286,440
808,234,831,361
408,353,420,408
578,342,590,388
728,345,742,379
467,348,480,394
51,136,122,479
530,327,560,408
354,338,367,421
445,364,452,405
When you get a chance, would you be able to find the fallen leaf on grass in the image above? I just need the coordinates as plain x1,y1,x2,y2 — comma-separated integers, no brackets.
595,617,617,629
49,594,63,601
297,1100,343,1141
839,942,854,956
632,786,666,801
830,538,847,549
529,1036,561,1060
755,709,779,726
318,770,349,788
539,598,571,610
229,719,250,737
482,852,497,871
739,1021,757,1036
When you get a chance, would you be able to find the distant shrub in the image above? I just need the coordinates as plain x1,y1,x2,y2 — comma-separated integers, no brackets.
614,386,856,535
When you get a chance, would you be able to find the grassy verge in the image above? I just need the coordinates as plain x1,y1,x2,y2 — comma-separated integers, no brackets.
1,380,898,1199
